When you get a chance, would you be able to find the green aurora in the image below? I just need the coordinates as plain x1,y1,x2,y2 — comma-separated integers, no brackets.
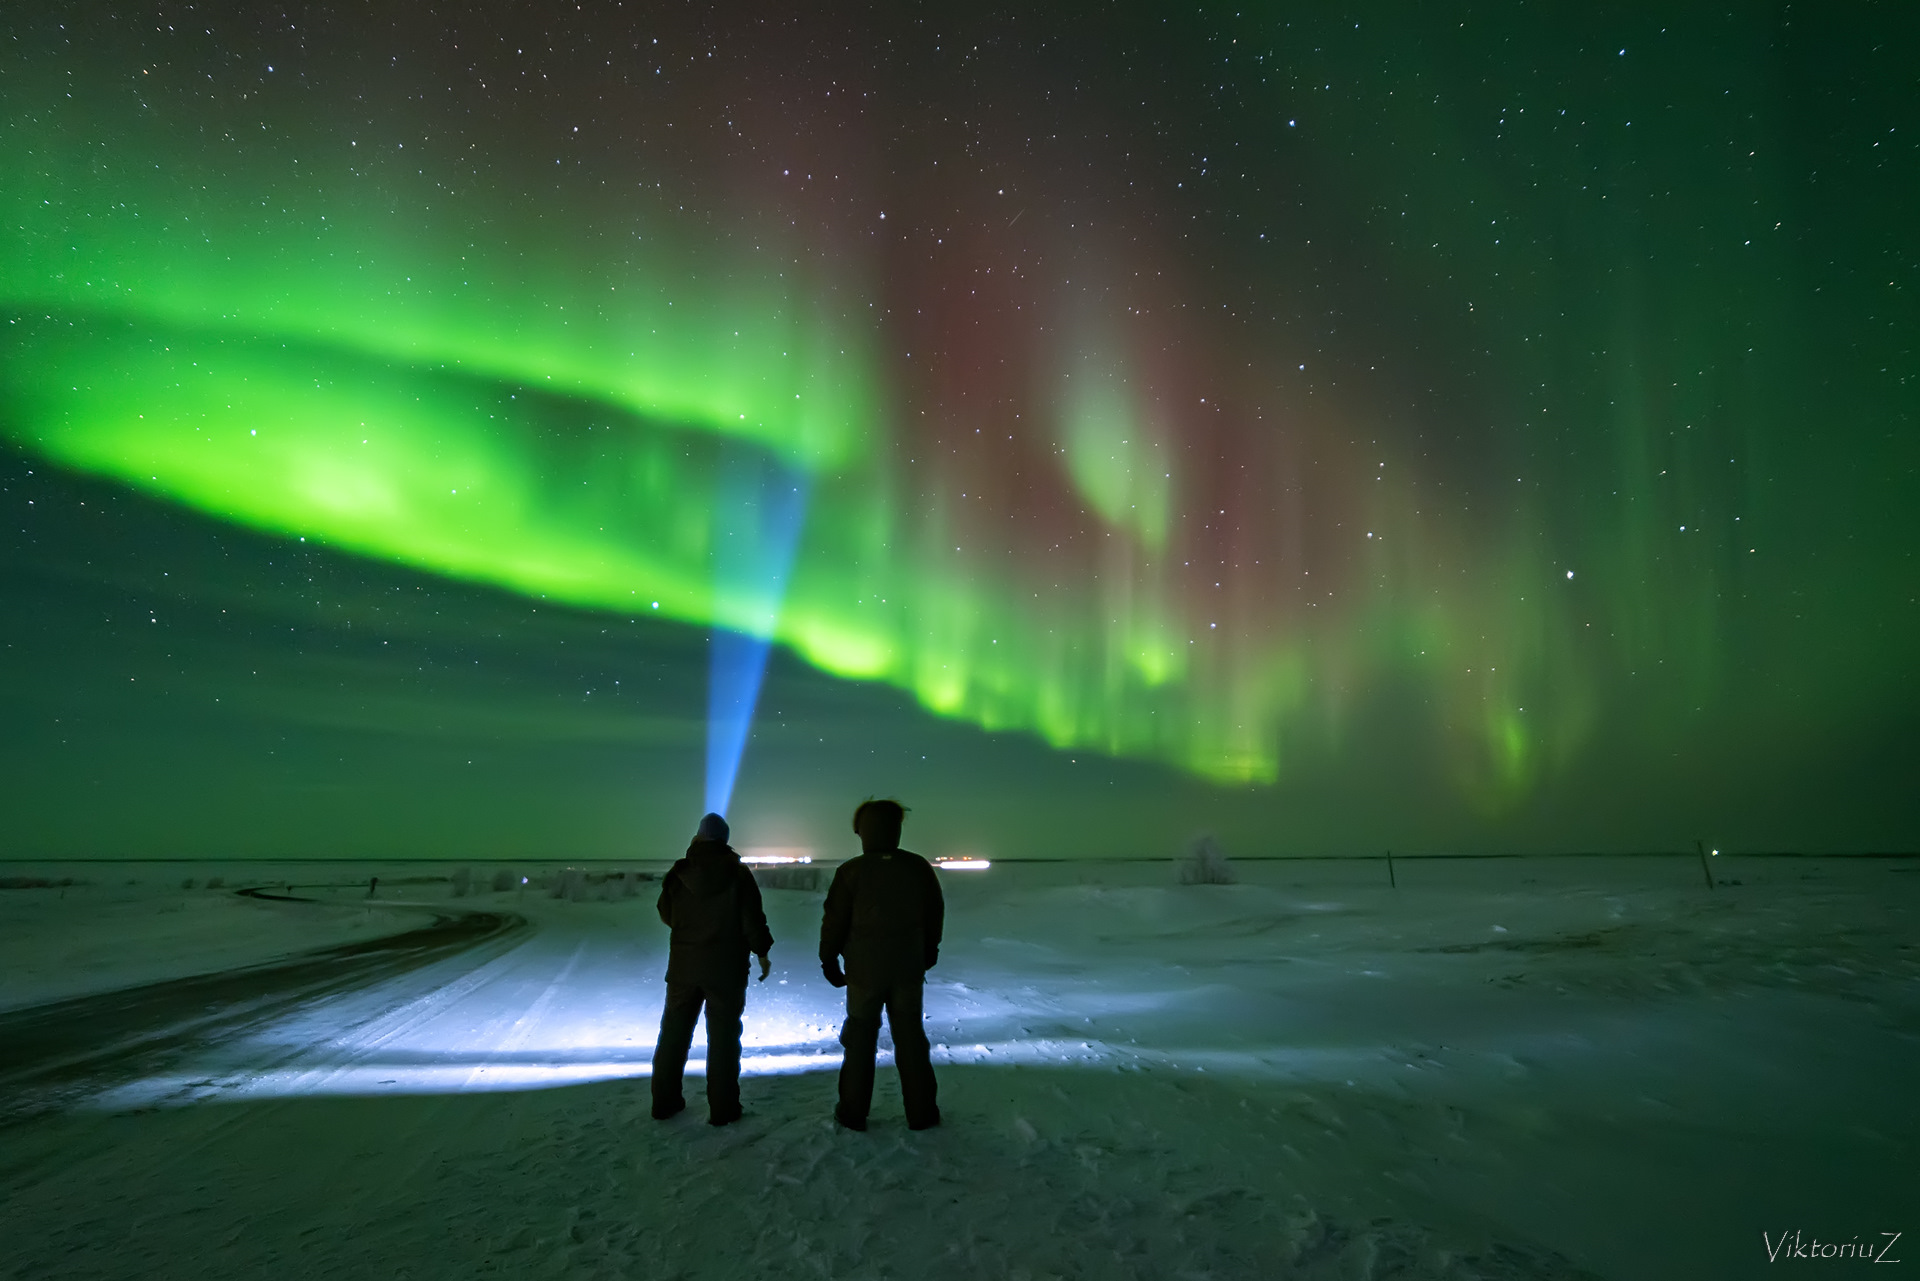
1,2,1915,852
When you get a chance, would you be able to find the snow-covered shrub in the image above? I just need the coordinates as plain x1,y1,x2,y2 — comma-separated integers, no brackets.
449,866,471,897
490,869,515,893
1178,835,1236,885
752,866,821,892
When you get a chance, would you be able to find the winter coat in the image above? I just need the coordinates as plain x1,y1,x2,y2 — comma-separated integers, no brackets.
819,848,945,985
657,839,774,985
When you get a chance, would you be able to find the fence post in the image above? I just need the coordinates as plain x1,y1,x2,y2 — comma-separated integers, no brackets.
1386,848,1397,889
1695,839,1714,891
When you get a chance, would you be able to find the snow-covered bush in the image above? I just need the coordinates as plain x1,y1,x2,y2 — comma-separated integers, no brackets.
449,866,471,898
490,869,515,893
752,866,821,892
1178,835,1236,885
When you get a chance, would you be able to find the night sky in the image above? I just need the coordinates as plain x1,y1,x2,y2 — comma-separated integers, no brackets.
2,2,1914,859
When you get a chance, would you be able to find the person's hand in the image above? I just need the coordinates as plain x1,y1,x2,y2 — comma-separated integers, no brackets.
822,960,847,989
756,953,771,983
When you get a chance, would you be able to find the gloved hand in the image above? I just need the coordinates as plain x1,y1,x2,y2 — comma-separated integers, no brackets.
822,959,847,989
756,953,771,983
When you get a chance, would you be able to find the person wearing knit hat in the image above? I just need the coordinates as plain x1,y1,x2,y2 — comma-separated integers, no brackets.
650,812,773,1126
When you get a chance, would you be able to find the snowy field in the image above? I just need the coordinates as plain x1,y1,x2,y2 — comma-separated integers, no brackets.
0,854,1913,1280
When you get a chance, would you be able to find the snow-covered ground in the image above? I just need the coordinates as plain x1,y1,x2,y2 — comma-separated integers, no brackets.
0,854,1913,1279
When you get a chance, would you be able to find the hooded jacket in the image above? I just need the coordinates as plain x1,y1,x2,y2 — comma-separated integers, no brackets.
657,838,774,985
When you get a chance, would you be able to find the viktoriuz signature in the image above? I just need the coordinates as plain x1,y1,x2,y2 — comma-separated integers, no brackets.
1764,1230,1901,1263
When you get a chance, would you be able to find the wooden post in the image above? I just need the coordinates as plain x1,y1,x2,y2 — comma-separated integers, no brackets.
1695,839,1714,891
1386,848,1397,889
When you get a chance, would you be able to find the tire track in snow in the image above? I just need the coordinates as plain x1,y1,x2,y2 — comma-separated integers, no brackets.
0,893,527,1121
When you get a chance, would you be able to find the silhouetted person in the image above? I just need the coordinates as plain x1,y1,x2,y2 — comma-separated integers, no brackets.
820,799,944,1131
651,812,772,1126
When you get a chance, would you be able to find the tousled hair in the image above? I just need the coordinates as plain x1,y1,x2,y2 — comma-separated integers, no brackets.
851,797,908,841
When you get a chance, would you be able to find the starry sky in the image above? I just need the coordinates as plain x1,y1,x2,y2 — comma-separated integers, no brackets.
2,2,1915,859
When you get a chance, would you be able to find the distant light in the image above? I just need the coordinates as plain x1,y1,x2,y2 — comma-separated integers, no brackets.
740,848,813,865
1711,849,1719,856
935,857,991,871
1566,570,1575,579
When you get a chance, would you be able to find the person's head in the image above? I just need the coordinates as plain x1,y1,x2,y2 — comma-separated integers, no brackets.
851,798,907,852
696,812,730,844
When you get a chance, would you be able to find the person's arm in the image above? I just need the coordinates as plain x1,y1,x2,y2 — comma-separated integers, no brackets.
737,867,774,981
818,861,853,986
655,869,678,929
923,859,946,971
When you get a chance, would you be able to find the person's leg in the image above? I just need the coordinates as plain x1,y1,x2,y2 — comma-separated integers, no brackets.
836,983,886,1129
885,977,940,1129
702,982,746,1124
650,981,704,1118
